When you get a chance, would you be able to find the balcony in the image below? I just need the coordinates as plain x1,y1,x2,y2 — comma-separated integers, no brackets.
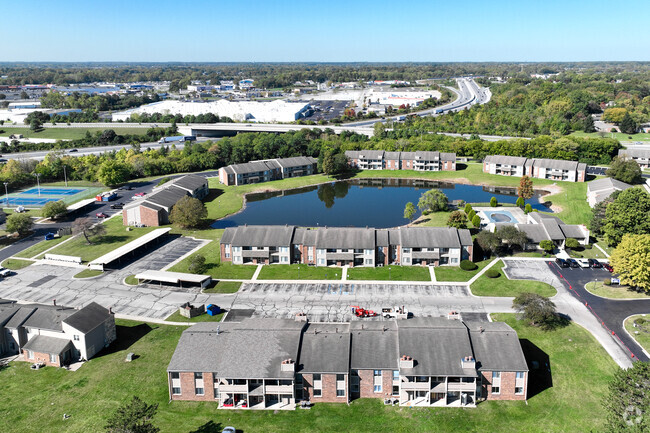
447,382,476,392
266,384,294,394
219,384,248,393
401,381,430,391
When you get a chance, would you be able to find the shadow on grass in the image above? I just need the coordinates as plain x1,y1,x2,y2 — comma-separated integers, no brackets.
520,338,552,400
96,323,155,358
188,421,226,433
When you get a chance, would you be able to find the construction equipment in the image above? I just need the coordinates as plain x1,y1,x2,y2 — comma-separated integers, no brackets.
351,306,378,318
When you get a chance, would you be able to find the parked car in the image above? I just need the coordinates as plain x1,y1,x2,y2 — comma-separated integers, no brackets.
588,259,602,268
603,263,614,273
611,277,620,285
555,258,569,268
118,185,134,191
567,258,580,268
577,258,590,268
134,192,146,197
96,212,108,218
68,148,78,153
44,232,56,241
14,206,25,213
110,202,124,209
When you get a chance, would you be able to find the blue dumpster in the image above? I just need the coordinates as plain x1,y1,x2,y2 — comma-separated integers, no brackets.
206,304,221,316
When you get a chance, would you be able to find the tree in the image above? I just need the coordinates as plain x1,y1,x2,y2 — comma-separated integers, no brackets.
619,112,637,134
417,189,448,213
72,217,106,245
490,196,498,207
609,234,650,293
97,160,131,187
518,175,534,200
589,192,617,236
464,203,473,214
583,115,596,133
472,214,481,227
476,231,501,257
603,107,628,124
6,213,33,235
105,396,159,433
467,209,476,221
512,292,561,330
524,203,533,214
403,201,416,223
497,225,528,250
447,210,467,229
603,361,650,433
604,188,650,247
565,238,580,249
187,253,206,274
29,118,42,131
607,156,642,184
516,197,525,207
321,150,348,175
539,240,555,253
41,200,68,220
169,196,207,229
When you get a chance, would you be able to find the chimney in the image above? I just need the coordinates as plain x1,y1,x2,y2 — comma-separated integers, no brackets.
461,356,476,369
108,307,113,314
53,299,56,306
281,358,295,372
399,355,414,369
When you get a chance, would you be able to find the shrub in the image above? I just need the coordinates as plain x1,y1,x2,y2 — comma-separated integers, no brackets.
565,238,580,249
157,176,171,186
460,260,478,271
603,278,612,286
472,214,481,227
467,209,476,220
490,197,498,207
464,203,473,214
634,318,646,326
524,203,532,214
486,269,500,278
516,197,525,207
188,253,206,274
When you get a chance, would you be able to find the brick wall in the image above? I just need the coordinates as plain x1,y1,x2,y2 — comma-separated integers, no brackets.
140,206,161,227
302,373,348,403
220,244,231,263
23,349,60,367
483,161,489,173
170,372,215,402
481,371,526,401
356,370,394,400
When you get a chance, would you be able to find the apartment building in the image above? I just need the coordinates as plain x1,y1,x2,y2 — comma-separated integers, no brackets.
586,177,632,207
218,156,318,186
220,225,473,267
345,150,456,171
482,155,586,182
514,213,589,250
167,317,528,409
618,148,650,169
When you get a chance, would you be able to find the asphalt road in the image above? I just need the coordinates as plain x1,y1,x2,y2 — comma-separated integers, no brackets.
546,261,650,362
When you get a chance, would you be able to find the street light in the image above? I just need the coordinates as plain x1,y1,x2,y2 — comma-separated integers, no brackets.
34,173,41,197
3,182,8,208
63,165,68,187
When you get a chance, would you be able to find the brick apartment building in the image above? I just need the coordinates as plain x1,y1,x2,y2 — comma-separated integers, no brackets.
345,150,456,171
167,317,528,409
220,225,473,267
218,156,318,186
482,155,586,182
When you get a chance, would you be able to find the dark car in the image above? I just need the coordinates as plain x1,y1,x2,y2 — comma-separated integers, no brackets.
68,148,78,153
603,263,613,273
588,259,602,268
96,212,108,218
567,258,580,268
555,258,569,268
110,202,124,209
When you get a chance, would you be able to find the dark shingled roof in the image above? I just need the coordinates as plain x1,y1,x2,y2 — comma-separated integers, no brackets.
22,335,73,355
63,302,111,334
398,227,463,249
465,321,528,372
299,323,350,374
275,156,317,169
222,225,295,247
145,186,190,209
484,155,528,166
22,307,76,332
316,227,375,249
170,174,208,191
350,321,398,370
4,307,37,329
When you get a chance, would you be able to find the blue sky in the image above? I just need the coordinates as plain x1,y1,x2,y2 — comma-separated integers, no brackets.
2,0,648,62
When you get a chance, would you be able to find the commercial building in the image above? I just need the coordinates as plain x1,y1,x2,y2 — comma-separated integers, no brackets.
220,225,473,267
122,174,208,226
586,177,632,207
367,88,441,107
345,150,456,172
618,148,650,169
0,301,116,367
218,156,318,186
483,155,586,182
167,317,528,409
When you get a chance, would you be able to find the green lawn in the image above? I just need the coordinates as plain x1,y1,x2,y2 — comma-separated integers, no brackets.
623,315,650,353
470,260,557,297
434,259,492,282
14,234,72,259
0,126,150,140
45,217,158,263
258,264,342,280
567,246,609,260
124,275,139,285
1,258,34,270
571,131,650,141
584,281,650,299
347,266,431,281
203,281,242,293
0,316,618,433
73,269,104,279
165,310,225,323
413,211,452,227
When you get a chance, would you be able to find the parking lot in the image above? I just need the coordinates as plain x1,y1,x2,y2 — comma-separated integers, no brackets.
303,100,349,122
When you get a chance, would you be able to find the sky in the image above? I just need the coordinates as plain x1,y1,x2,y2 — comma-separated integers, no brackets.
2,0,649,62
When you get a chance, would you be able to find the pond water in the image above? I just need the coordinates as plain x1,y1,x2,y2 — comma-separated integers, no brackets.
213,178,551,229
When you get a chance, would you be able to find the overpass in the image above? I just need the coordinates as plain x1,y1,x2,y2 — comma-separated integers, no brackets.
177,122,376,137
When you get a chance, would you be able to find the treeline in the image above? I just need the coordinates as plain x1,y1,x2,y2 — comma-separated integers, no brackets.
40,91,160,111
123,112,233,124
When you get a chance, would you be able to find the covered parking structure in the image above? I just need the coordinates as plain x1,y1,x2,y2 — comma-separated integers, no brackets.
88,228,171,270
133,270,212,289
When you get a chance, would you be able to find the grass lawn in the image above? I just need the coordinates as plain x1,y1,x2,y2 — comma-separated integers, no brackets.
567,246,609,260
73,269,104,279
14,235,72,259
0,316,618,433
623,315,650,353
165,310,225,323
124,275,138,285
595,239,614,256
571,131,650,141
584,281,650,299
511,251,548,258
203,281,241,294
258,264,342,280
434,259,492,282
347,266,431,281
412,211,452,227
470,260,557,297
0,126,150,140
1,258,34,270
45,217,158,263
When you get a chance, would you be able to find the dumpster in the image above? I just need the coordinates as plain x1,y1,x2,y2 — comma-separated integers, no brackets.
206,304,221,316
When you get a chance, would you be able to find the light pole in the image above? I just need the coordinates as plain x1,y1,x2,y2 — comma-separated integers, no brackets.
35,173,41,197
3,182,8,208
63,165,68,187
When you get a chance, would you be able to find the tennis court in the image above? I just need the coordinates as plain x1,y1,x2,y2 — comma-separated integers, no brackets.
1,186,94,208
21,187,84,196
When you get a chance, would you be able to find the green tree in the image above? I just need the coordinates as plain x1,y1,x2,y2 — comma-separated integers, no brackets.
187,253,206,274
6,213,33,235
619,112,637,134
464,203,473,214
603,107,628,124
565,238,580,249
497,225,528,250
583,115,596,133
169,196,207,229
490,196,498,207
603,361,650,433
518,175,534,200
403,201,416,223
41,200,68,220
72,217,106,245
105,396,159,433
609,234,650,293
604,188,650,246
29,118,42,131
524,203,533,214
539,240,555,253
472,214,481,227
321,150,348,175
467,209,476,221
447,210,467,229
607,156,642,184
97,160,131,187
512,292,561,330
476,231,501,257
516,197,525,207
417,189,448,212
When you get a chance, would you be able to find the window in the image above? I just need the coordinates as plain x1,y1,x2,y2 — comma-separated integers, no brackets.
392,385,399,396
313,389,321,397
281,256,288,263
492,371,501,379
373,370,381,377
450,258,458,264
195,387,204,395
374,385,382,393
492,386,500,394
49,354,57,363
172,387,181,395
516,372,525,379
27,350,34,359
336,374,344,381
392,370,399,380
336,389,345,397
313,374,321,381
515,387,524,395
73,335,80,341
317,258,325,265
194,372,203,380
171,372,180,379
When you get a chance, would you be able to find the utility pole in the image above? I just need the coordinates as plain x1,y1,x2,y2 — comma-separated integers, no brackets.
35,173,41,196
3,182,8,208
63,165,68,187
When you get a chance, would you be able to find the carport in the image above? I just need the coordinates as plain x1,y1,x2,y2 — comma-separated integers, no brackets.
133,270,212,289
89,228,171,270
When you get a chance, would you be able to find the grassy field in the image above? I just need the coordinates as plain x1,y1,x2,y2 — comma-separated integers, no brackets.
567,246,609,260
14,234,72,259
584,281,650,299
73,269,104,279
434,259,492,282
46,217,157,263
623,315,650,353
203,281,241,293
347,266,431,281
1,258,34,270
470,260,557,297
0,126,150,140
412,211,452,227
165,310,225,323
0,315,618,433
571,131,650,141
258,265,342,280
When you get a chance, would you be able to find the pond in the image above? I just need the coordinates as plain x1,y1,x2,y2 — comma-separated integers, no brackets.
213,178,551,229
